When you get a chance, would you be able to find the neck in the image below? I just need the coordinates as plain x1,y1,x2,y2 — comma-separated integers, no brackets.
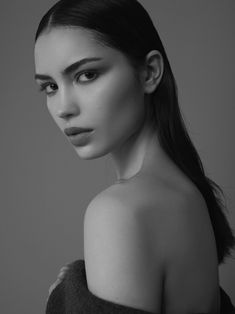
110,121,165,183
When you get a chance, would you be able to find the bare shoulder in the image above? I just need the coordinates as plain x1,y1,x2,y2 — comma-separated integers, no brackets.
84,179,220,313
84,176,213,250
83,182,166,313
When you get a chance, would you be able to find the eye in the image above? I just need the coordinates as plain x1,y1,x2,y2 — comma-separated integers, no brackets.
39,83,57,96
75,70,99,83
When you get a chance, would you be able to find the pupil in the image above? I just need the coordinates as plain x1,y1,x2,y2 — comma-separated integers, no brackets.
86,72,94,78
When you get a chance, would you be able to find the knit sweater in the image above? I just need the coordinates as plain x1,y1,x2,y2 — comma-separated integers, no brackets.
46,259,235,314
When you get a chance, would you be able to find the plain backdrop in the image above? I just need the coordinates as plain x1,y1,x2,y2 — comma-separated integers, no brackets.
0,1,234,313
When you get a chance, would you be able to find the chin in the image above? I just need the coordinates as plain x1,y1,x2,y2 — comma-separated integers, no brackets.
73,144,110,160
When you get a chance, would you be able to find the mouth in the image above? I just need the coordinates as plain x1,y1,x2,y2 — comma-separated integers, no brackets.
64,127,93,136
66,130,94,146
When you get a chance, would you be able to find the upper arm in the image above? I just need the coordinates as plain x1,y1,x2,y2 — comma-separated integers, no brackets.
162,197,220,314
84,193,164,313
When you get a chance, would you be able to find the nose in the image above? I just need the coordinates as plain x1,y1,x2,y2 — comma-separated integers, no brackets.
57,88,80,120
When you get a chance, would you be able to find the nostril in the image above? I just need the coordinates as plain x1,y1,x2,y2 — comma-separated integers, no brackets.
58,105,80,119
58,111,74,119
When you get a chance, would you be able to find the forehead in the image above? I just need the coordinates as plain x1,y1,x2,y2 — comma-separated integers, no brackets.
34,27,126,75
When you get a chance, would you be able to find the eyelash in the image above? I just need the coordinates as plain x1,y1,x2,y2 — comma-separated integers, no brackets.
38,70,99,95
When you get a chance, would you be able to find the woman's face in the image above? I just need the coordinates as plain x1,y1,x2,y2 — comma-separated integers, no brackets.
34,27,147,159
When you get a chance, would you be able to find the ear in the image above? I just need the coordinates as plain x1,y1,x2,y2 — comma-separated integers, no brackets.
141,50,164,94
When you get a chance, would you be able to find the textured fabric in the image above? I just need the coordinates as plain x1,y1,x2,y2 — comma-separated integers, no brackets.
46,259,235,314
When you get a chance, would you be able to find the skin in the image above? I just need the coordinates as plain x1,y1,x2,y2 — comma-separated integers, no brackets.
34,27,165,181
34,27,175,302
35,28,220,311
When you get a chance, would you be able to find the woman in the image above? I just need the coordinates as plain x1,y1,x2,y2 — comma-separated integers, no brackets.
34,0,235,313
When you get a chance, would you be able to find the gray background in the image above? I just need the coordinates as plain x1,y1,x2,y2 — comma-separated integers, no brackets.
0,1,234,313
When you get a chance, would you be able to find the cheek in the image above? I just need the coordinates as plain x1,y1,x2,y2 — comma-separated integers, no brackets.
86,69,145,143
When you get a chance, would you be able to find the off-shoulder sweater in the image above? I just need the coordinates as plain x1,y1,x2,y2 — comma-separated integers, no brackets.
45,259,235,314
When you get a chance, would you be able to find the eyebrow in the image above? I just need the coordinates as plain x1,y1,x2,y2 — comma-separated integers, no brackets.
34,57,103,81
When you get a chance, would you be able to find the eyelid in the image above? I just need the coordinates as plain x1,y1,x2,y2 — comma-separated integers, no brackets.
38,68,99,95
38,83,49,92
38,81,54,89
38,82,57,96
75,69,99,81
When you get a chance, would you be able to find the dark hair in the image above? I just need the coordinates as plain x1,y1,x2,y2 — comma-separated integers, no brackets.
35,0,235,265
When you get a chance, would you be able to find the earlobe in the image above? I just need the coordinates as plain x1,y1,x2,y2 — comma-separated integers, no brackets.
143,50,164,94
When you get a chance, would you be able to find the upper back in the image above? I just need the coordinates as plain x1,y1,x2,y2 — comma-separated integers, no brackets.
84,175,220,313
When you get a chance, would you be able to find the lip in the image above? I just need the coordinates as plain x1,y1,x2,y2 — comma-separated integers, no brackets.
67,130,94,146
64,127,93,136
